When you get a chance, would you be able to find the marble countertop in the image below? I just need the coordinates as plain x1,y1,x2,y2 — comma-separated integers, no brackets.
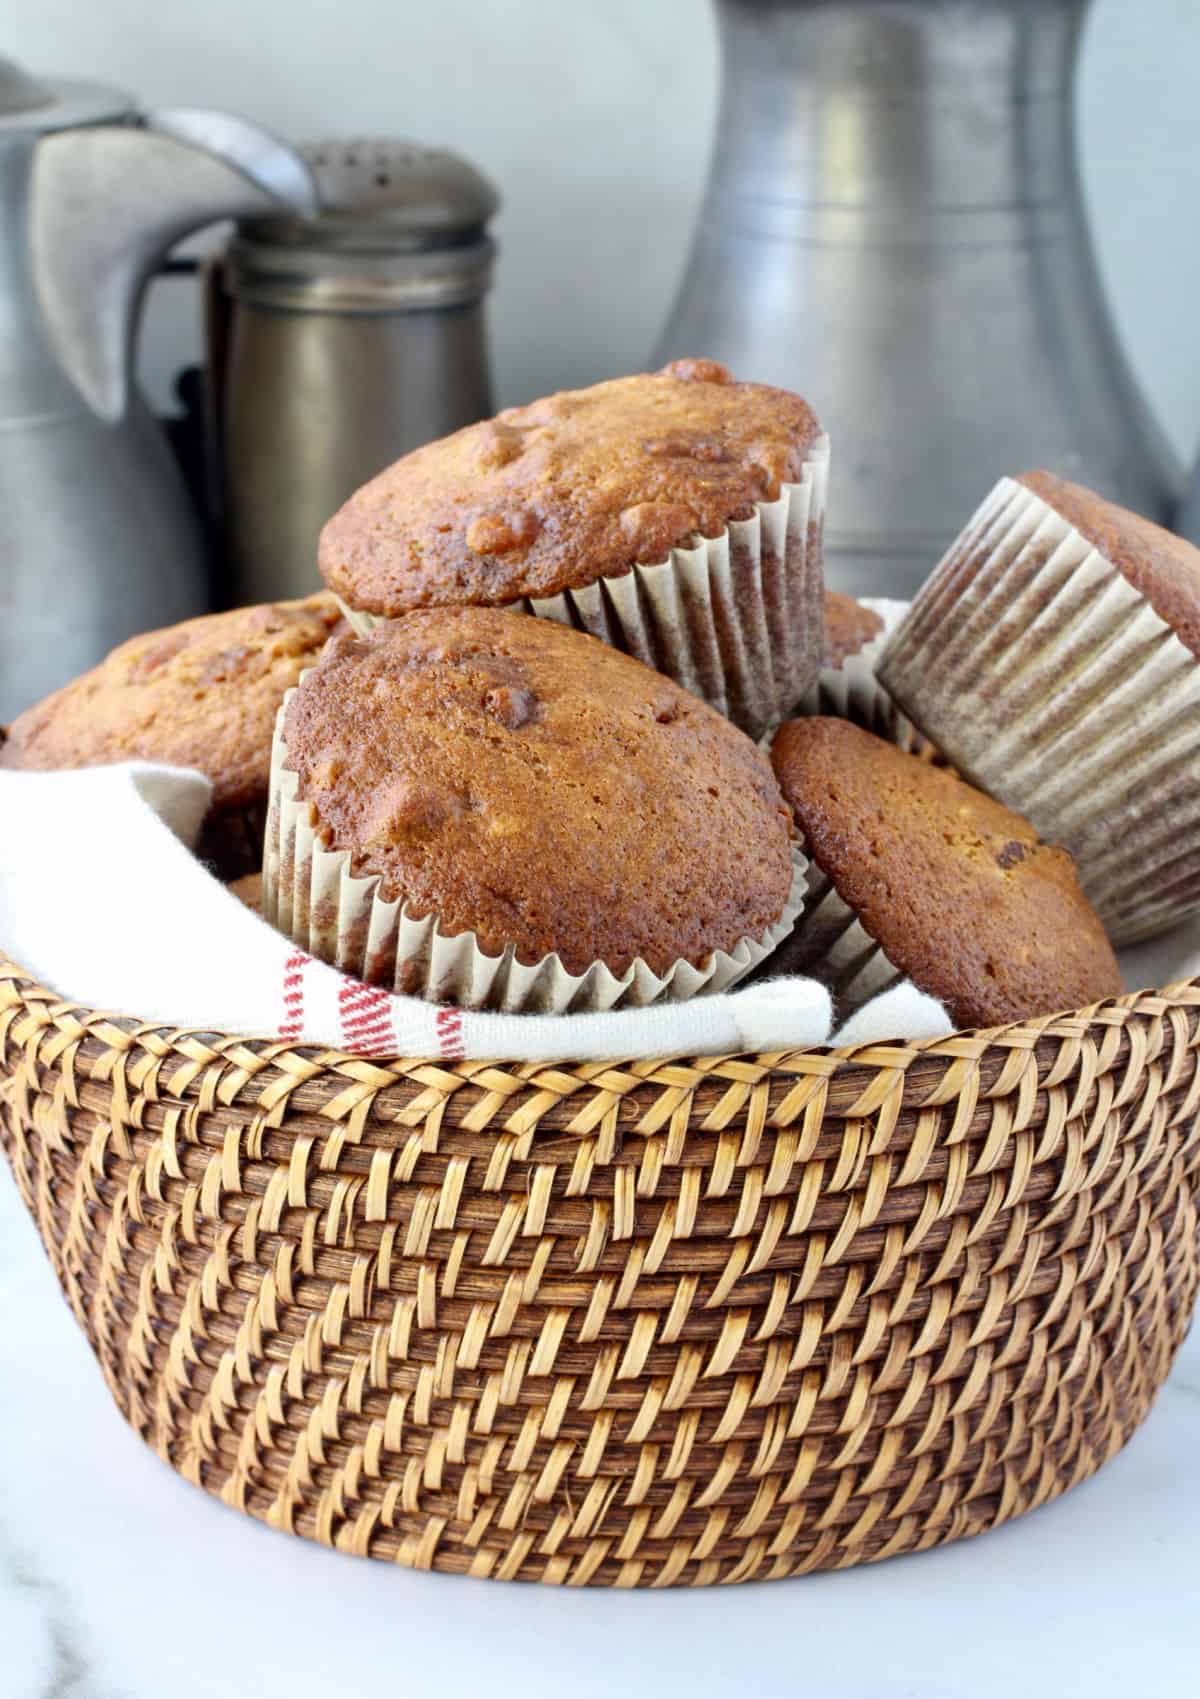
2,1175,1197,1699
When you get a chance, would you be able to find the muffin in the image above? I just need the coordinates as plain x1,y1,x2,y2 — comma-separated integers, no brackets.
319,359,829,739
823,591,884,668
229,871,263,913
877,472,1200,945
765,717,1122,1029
794,592,924,752
0,596,342,878
263,606,807,1012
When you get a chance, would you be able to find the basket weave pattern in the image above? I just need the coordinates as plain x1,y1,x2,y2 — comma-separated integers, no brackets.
2,953,1199,1587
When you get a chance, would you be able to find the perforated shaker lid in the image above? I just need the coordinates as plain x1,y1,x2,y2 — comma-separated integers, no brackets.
0,53,131,133
239,137,500,252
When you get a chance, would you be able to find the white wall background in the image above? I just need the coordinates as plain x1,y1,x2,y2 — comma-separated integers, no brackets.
4,0,1200,464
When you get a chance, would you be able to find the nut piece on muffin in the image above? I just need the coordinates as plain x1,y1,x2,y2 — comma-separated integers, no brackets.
877,471,1200,945
319,359,829,738
0,595,342,879
766,716,1122,1029
266,606,804,1011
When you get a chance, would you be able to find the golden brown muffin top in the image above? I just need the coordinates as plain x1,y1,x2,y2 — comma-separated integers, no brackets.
319,360,824,617
771,717,1122,1029
283,607,796,977
823,591,884,668
1020,471,1200,657
0,596,342,813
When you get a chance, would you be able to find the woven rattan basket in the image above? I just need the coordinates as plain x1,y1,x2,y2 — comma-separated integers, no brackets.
2,951,1199,1587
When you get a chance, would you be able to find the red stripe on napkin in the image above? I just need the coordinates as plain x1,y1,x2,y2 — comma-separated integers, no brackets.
278,951,308,1041
436,1006,465,1060
338,980,394,1054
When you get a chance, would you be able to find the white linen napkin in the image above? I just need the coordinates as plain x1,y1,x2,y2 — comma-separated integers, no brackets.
0,763,958,1062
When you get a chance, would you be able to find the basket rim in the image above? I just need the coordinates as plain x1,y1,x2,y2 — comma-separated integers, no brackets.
3,949,1198,1073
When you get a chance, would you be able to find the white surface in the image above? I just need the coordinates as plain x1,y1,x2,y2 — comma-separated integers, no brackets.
2,1172,1199,1698
1,0,1199,464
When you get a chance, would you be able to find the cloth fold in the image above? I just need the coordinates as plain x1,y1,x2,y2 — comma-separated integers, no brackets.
6,759,1190,1062
0,762,965,1063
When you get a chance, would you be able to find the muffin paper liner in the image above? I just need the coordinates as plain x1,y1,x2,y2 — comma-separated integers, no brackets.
339,433,829,743
877,477,1200,945
752,866,905,1018
262,692,809,1013
794,596,927,754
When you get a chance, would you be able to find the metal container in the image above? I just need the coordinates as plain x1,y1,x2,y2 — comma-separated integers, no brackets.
211,140,498,605
0,53,316,718
655,0,1181,596
1178,457,1200,547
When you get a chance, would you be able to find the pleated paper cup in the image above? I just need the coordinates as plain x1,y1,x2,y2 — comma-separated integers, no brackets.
877,477,1200,945
261,694,809,1014
750,865,904,1018
794,596,927,755
338,433,829,743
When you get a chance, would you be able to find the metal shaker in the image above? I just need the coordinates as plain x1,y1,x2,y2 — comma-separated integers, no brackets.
209,140,498,605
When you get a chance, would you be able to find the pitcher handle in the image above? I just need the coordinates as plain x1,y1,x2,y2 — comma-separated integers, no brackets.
29,109,317,423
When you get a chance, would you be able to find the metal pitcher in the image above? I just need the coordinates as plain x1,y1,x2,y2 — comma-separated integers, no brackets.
207,139,498,606
1178,457,1200,547
655,0,1181,595
0,54,316,718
